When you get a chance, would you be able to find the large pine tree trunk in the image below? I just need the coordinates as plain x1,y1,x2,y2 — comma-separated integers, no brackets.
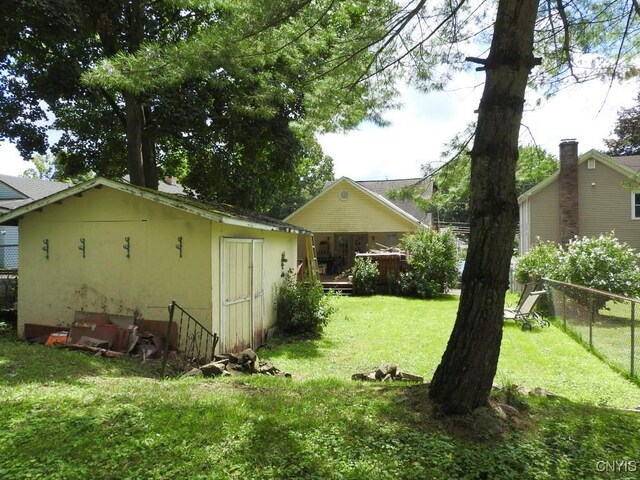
123,0,147,188
142,106,159,190
429,0,540,414
124,91,145,186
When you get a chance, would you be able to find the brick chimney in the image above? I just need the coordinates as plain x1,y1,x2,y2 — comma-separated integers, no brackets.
559,139,579,244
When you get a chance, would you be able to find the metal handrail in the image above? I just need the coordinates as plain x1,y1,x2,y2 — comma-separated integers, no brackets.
160,301,219,376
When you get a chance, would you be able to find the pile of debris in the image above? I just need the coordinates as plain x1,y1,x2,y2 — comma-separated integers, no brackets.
184,348,291,378
33,313,164,360
351,363,423,382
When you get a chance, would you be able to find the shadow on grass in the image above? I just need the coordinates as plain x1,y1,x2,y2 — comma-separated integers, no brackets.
0,333,161,386
502,321,549,333
3,378,638,479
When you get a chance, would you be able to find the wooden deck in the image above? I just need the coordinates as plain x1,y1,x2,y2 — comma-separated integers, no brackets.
320,275,352,295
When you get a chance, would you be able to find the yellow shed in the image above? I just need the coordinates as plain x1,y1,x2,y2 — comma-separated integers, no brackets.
0,177,304,354
285,177,430,273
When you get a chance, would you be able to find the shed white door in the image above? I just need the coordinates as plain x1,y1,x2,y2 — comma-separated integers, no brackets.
221,238,264,353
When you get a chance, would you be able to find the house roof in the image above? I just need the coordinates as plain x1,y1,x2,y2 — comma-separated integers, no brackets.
284,176,429,226
0,174,71,212
612,155,640,172
356,178,431,223
0,177,308,234
518,149,639,203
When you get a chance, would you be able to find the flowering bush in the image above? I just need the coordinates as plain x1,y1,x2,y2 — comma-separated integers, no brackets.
514,240,564,284
563,233,640,298
515,232,640,298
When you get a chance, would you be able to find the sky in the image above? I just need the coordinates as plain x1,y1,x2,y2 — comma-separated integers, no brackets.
0,73,637,179
317,73,639,180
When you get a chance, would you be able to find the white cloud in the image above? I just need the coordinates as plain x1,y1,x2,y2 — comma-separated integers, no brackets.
0,142,34,176
319,75,638,180
0,76,636,180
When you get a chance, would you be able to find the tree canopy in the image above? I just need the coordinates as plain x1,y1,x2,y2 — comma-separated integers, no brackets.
0,0,398,213
605,90,640,156
391,144,558,225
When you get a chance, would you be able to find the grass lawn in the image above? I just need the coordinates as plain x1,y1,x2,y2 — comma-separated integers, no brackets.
551,298,640,381
263,295,640,409
1,296,640,479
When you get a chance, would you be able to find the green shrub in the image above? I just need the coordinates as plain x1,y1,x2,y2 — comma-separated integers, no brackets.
514,240,564,284
515,232,640,298
399,228,458,298
563,233,640,297
275,274,334,336
351,256,379,295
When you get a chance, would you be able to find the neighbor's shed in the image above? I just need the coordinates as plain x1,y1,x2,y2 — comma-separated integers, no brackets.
0,177,305,353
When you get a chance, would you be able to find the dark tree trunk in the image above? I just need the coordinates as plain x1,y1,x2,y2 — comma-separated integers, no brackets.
124,91,145,186
142,105,158,190
429,0,540,414
123,0,147,188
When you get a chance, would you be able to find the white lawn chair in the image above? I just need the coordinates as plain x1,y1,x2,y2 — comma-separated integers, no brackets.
504,288,550,330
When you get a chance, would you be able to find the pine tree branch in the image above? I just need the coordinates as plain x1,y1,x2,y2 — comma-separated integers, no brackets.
98,88,127,127
598,1,636,114
556,0,580,83
354,0,470,86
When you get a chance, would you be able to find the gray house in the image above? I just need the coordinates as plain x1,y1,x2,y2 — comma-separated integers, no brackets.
0,175,71,269
519,140,640,254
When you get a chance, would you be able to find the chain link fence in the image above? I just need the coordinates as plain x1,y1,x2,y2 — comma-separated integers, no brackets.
544,278,638,381
0,244,18,271
0,245,18,309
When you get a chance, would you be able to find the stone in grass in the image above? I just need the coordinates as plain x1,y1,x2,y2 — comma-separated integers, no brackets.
200,361,228,377
183,367,203,377
471,406,505,437
215,352,238,363
529,387,561,399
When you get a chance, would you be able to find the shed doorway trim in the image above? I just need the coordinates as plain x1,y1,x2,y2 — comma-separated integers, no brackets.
220,238,264,353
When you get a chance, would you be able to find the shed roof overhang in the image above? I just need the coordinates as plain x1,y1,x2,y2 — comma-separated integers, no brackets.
0,177,309,235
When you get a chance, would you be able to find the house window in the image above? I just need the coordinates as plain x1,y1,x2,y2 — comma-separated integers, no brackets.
587,158,595,169
339,190,349,201
633,193,640,219
386,233,398,247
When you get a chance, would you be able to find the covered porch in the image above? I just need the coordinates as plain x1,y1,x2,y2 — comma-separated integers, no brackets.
312,232,401,276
